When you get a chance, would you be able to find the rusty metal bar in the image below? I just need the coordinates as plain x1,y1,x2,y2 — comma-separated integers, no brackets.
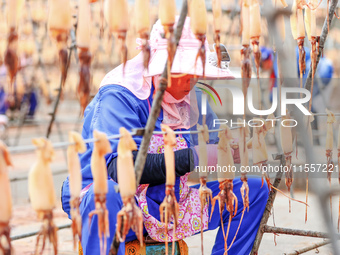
250,153,285,255
286,240,331,255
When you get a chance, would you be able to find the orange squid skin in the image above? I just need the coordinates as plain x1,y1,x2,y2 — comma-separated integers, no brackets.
4,28,19,93
251,38,261,78
140,32,151,71
241,45,252,113
210,180,238,253
116,196,144,246
78,48,91,115
35,211,58,255
297,37,306,86
54,31,69,87
240,174,249,211
195,34,207,78
118,32,128,73
159,185,179,255
309,36,318,110
0,223,11,254
214,32,222,68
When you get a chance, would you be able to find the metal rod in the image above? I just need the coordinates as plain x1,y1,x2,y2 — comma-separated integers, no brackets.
7,127,239,154
134,0,188,187
286,240,332,255
263,225,333,238
250,153,285,255
11,223,71,241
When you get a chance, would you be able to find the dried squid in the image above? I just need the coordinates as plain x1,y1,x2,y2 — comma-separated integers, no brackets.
197,123,213,255
190,0,208,78
304,0,318,111
280,115,294,212
135,0,151,70
104,0,129,72
89,130,113,255
241,0,252,119
249,0,262,80
77,0,92,115
325,109,335,218
48,0,72,86
5,0,24,95
67,132,86,250
252,118,271,189
0,141,13,255
290,0,306,89
238,120,251,213
159,124,179,255
29,138,58,255
212,0,223,68
115,128,143,246
211,125,238,254
247,114,276,149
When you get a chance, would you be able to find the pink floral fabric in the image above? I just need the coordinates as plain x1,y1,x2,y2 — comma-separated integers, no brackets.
135,134,209,242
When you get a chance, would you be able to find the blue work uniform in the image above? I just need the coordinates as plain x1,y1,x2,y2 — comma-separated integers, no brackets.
61,84,268,255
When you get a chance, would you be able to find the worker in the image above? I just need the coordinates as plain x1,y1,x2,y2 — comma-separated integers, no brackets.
61,17,269,255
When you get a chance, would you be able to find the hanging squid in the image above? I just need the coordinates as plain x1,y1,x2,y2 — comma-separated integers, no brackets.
238,120,250,213
77,0,92,115
280,115,294,212
304,0,318,111
190,0,208,78
89,130,113,255
290,0,306,89
212,0,222,68
197,123,213,255
5,0,24,96
29,138,58,255
304,114,314,223
210,125,238,254
241,0,252,119
273,0,288,42
159,124,179,255
67,132,87,250
159,0,176,87
249,0,261,79
135,0,151,70
0,141,13,255
247,114,276,149
252,118,271,190
104,0,129,73
48,0,72,86
115,128,143,246
325,109,335,218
